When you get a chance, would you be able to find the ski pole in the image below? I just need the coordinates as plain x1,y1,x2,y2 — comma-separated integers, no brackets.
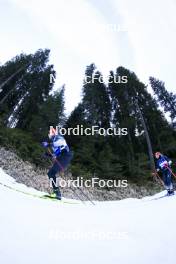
47,149,85,203
47,148,64,171
42,142,84,202
165,166,176,179
48,157,86,203
76,186,95,206
47,148,95,205
64,182,87,204
152,170,165,187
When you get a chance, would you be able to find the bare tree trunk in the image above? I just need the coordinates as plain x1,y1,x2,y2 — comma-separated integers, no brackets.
0,65,27,105
135,97,155,171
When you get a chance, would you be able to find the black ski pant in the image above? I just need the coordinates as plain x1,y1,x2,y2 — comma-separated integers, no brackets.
162,169,173,190
48,151,73,191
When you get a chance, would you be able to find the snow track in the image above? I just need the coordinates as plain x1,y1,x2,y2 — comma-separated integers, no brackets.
0,168,175,264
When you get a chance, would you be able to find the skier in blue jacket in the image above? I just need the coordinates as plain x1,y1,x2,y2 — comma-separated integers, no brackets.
155,152,174,195
42,127,73,199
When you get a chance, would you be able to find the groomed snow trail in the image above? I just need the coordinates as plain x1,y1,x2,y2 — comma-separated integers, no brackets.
0,168,175,264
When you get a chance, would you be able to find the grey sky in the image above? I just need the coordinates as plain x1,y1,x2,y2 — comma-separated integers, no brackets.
0,0,176,115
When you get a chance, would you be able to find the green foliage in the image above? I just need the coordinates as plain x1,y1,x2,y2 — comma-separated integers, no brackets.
29,87,66,141
149,77,176,123
1,51,176,186
0,49,56,130
0,126,49,167
82,64,111,128
66,65,176,183
0,48,65,141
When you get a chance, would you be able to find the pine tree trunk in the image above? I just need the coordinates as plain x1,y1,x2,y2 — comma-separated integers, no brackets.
135,98,155,171
0,65,26,105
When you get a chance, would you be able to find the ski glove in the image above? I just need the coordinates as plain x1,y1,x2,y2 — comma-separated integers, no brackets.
42,141,49,147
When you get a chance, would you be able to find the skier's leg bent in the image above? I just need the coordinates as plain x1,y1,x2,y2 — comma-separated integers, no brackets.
48,162,62,199
163,170,174,195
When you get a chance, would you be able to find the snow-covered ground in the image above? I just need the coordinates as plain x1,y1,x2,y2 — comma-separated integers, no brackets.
0,168,175,264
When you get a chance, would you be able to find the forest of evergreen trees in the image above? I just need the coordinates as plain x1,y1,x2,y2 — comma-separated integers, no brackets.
0,49,176,184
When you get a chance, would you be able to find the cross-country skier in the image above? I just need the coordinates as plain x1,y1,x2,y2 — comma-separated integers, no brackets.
155,152,174,196
42,127,73,200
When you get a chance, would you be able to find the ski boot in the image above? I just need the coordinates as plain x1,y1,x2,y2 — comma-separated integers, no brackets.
167,189,174,196
51,188,62,200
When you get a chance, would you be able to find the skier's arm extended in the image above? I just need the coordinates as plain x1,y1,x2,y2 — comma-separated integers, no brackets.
42,141,51,147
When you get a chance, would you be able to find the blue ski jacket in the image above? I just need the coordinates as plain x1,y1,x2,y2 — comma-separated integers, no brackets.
51,135,69,157
156,155,171,171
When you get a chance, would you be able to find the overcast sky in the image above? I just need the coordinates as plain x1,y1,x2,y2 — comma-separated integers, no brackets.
1,0,176,115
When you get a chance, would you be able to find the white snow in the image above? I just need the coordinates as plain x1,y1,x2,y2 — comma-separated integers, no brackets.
0,167,175,264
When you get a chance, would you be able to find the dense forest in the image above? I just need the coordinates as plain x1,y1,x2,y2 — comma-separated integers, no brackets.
0,49,176,184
